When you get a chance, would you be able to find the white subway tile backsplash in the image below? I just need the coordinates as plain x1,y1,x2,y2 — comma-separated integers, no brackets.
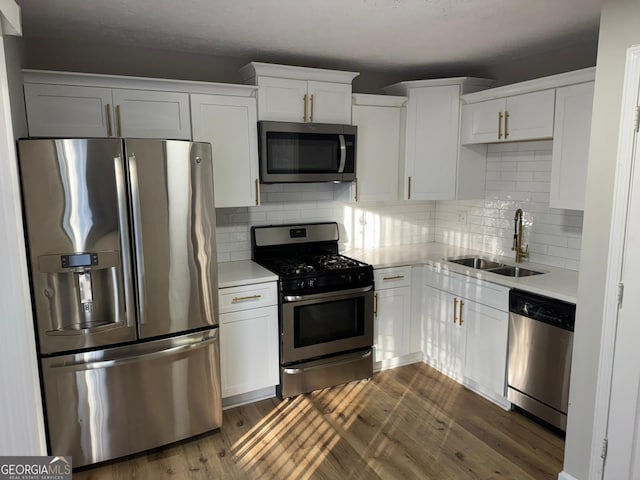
216,144,582,271
436,142,583,270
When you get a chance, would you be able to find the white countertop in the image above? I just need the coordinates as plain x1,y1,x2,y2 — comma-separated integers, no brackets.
218,260,278,288
343,242,579,304
217,243,579,303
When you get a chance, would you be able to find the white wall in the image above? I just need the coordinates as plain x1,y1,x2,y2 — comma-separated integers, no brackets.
562,1,640,479
0,9,47,456
437,141,583,270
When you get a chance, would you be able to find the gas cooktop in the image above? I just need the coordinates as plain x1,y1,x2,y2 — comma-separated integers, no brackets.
251,223,374,295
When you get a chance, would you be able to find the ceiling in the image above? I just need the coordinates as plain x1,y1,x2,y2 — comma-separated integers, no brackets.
15,0,603,73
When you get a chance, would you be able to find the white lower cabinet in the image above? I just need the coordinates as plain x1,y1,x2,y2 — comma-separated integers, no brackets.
462,299,509,402
373,266,417,370
218,282,279,398
421,265,510,408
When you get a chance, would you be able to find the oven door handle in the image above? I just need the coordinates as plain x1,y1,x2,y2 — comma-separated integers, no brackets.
283,349,372,374
283,285,373,302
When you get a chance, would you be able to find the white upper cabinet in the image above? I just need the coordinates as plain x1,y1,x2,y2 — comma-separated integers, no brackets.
461,90,555,144
24,83,114,138
24,76,191,139
240,62,358,124
253,76,308,122
190,94,260,209
461,68,596,146
384,77,494,201
351,94,406,202
306,81,352,124
111,89,191,139
550,81,595,211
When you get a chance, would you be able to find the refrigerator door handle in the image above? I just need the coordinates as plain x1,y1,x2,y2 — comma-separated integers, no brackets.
114,153,136,328
49,332,219,373
127,152,147,325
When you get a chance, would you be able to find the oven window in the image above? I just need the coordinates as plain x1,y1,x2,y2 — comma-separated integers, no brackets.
267,132,341,173
293,297,365,348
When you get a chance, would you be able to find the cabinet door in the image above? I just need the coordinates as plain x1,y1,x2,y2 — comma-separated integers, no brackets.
307,81,352,124
504,89,555,141
374,287,411,363
461,98,505,144
191,94,259,208
220,305,279,398
462,299,508,401
550,82,595,210
405,85,461,200
352,104,401,201
112,89,191,139
256,77,307,122
422,284,465,379
24,83,112,137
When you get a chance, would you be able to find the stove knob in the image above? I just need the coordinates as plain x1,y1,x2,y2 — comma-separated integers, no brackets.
298,280,307,290
308,278,316,288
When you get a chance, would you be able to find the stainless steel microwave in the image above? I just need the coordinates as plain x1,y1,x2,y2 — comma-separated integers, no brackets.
258,121,357,183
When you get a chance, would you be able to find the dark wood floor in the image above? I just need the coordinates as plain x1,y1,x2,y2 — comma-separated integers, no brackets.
75,363,564,479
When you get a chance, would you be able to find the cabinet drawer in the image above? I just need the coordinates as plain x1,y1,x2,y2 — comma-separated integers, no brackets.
375,266,412,289
423,264,508,311
219,282,277,314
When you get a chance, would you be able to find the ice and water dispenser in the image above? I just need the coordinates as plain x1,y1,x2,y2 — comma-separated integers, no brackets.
18,139,137,354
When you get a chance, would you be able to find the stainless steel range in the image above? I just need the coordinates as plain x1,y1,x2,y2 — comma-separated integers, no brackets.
251,222,374,398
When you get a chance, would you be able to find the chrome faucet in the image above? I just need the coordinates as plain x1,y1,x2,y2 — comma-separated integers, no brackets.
512,208,529,263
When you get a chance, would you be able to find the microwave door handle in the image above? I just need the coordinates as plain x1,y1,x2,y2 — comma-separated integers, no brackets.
338,134,346,173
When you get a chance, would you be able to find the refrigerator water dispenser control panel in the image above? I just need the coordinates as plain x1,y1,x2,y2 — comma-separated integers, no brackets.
61,253,99,268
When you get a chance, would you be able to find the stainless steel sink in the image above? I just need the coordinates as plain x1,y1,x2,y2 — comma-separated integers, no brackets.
446,256,505,270
486,266,543,277
445,256,545,278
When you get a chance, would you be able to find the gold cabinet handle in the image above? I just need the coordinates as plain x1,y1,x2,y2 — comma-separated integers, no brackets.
232,294,262,303
303,94,308,122
354,177,358,202
459,300,465,325
408,176,412,200
255,178,260,206
453,298,459,324
105,104,113,137
310,94,314,123
116,105,122,137
374,293,378,316
382,275,404,281
504,111,510,139
498,111,503,140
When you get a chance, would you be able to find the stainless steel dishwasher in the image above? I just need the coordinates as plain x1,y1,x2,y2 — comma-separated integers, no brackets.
507,289,576,431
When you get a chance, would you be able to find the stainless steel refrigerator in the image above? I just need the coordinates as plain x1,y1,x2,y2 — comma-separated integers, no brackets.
17,138,222,467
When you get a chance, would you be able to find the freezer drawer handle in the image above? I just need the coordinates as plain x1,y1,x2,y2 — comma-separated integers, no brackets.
283,349,372,374
49,333,218,372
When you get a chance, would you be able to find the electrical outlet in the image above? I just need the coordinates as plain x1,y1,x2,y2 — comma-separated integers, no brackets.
457,211,467,224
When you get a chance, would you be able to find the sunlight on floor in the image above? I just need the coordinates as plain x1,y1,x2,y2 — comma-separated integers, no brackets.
230,381,369,479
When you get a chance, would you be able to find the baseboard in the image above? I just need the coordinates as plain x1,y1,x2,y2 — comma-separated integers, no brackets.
222,386,276,410
558,471,579,480
373,352,423,372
